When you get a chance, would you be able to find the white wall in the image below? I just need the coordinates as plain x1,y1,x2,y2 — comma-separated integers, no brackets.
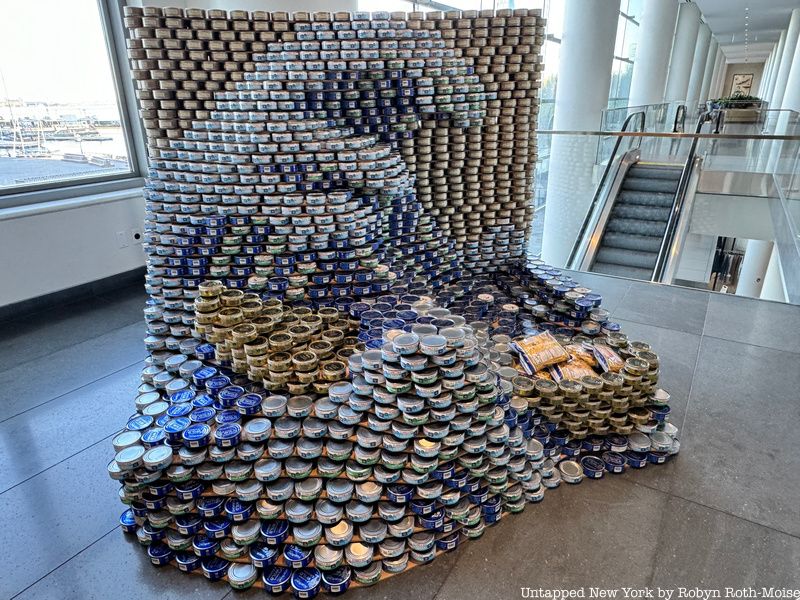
0,191,146,306
719,62,765,98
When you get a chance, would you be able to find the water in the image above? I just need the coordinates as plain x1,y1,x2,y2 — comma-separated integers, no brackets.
0,126,130,189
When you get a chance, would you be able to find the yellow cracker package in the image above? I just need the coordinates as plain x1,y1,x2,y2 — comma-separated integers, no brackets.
564,343,598,367
593,343,624,373
512,331,570,374
549,358,596,382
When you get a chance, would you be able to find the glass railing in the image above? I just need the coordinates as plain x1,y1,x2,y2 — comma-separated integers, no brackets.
532,128,800,305
601,101,692,133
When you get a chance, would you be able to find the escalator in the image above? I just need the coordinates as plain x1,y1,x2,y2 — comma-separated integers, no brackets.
569,109,707,282
590,162,682,279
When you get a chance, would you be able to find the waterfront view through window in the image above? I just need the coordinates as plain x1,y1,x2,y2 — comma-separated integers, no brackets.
0,0,132,192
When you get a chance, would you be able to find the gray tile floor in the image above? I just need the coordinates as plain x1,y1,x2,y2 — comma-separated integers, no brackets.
2,276,799,600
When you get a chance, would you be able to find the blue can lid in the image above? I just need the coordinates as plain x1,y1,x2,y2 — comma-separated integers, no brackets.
322,565,351,586
263,565,292,586
126,415,154,431
204,518,231,533
283,544,312,562
206,375,231,391
224,497,251,516
154,414,170,427
250,543,278,562
175,552,201,568
215,409,241,425
182,423,211,442
169,389,196,404
164,417,190,434
202,557,229,574
189,407,216,423
176,480,204,496
147,542,172,560
167,403,193,418
623,450,648,464
141,428,166,445
218,385,245,402
214,423,242,442
237,393,262,410
292,568,322,591
261,519,289,538
120,509,136,527
175,514,201,529
197,496,226,513
192,394,215,408
192,534,218,551
602,451,626,468
196,343,215,357
193,366,217,381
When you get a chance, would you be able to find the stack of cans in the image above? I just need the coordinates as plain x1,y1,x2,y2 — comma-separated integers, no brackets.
405,10,544,274
115,7,682,597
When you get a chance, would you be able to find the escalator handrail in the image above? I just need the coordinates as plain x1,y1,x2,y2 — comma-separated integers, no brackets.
672,104,687,133
566,110,646,268
652,112,708,281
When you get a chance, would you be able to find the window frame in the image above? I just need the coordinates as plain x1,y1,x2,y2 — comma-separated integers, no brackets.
0,0,146,209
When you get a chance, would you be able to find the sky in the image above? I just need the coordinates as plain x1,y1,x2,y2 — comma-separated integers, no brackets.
0,0,118,105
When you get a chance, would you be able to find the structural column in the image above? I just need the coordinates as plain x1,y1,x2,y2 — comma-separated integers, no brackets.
542,0,620,267
780,27,800,112
769,8,800,109
736,240,774,298
628,0,680,107
758,50,774,98
760,247,787,302
664,1,701,102
699,37,718,104
764,30,787,104
708,47,725,99
686,24,712,109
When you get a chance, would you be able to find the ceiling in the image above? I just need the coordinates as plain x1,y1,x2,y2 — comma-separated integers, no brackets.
694,0,799,63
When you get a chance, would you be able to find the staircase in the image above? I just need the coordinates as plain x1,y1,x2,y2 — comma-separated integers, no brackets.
591,163,682,280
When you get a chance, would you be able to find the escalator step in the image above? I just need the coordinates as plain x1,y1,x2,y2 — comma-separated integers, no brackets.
606,217,668,237
592,262,653,280
611,204,671,222
595,247,658,269
622,177,679,193
617,190,675,208
627,166,682,180
601,232,664,253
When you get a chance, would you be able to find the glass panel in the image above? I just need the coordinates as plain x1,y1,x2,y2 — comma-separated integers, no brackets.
0,0,132,192
530,130,800,305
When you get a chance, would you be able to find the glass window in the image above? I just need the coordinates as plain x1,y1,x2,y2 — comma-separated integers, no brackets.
0,0,133,193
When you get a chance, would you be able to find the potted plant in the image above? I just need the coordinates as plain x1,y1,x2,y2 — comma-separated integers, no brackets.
708,92,762,122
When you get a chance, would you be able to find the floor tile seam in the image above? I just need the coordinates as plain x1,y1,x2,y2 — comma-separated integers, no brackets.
700,332,800,356
8,524,122,600
625,477,800,541
678,334,705,434
0,359,144,425
607,314,697,337
0,319,144,376
0,432,116,496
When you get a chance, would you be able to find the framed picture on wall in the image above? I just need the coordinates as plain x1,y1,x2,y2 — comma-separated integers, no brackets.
731,73,754,95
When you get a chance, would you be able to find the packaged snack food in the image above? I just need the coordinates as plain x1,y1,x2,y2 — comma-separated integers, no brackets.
549,358,596,382
512,332,570,374
592,344,624,373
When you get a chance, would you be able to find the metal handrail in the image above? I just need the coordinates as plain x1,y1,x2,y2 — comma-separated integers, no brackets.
652,112,709,282
672,105,687,133
713,109,725,134
566,111,646,268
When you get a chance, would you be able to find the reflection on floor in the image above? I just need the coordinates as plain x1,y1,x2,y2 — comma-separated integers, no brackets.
1,274,799,600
